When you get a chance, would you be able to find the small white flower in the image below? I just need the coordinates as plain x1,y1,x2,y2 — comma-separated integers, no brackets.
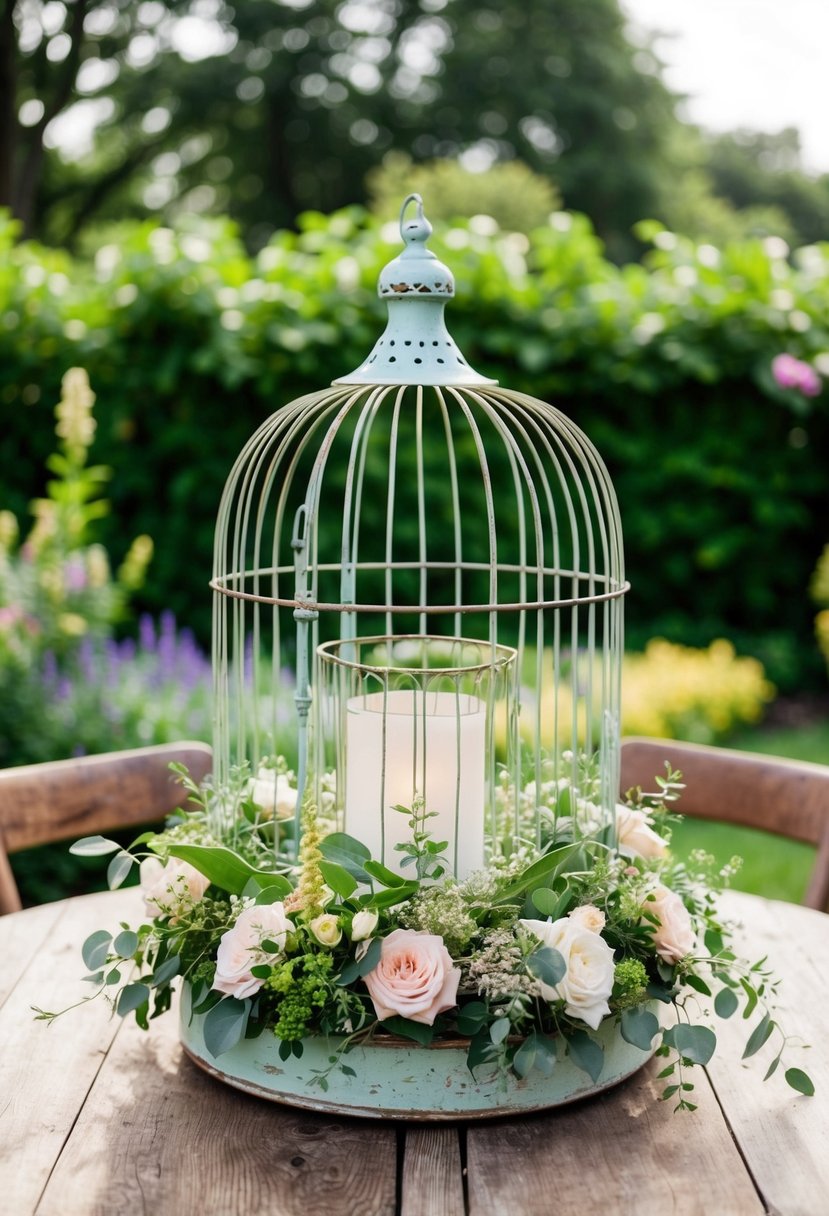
248,767,297,820
309,913,342,948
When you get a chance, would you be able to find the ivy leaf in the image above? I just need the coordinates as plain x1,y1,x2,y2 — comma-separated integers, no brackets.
784,1068,815,1097
714,987,739,1019
620,1007,660,1052
82,930,112,971
70,836,122,857
566,1030,604,1082
743,1012,774,1060
202,997,251,1057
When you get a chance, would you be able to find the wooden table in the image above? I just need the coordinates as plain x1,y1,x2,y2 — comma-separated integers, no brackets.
1,887,827,1216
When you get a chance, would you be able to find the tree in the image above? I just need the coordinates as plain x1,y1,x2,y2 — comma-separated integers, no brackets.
2,0,684,257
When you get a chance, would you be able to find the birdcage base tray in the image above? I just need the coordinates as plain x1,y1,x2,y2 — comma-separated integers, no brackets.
179,991,660,1120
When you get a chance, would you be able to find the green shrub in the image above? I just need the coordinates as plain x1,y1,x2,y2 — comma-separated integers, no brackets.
1,207,827,689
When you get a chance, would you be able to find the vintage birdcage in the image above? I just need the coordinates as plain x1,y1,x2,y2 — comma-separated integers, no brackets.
178,194,639,1117
210,194,627,872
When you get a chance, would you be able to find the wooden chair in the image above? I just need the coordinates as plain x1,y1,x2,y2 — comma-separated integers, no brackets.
620,736,829,912
0,741,212,915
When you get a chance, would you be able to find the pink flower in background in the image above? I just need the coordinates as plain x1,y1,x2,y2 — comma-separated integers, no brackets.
771,354,821,397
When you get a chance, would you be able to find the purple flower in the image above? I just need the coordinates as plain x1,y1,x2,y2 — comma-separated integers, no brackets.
771,353,821,397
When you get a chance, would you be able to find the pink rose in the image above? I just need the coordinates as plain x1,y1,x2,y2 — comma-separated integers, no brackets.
644,884,695,964
213,903,294,999
616,805,669,861
140,857,210,919
363,929,461,1025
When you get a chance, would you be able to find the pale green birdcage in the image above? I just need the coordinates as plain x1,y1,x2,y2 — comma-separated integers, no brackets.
210,195,627,872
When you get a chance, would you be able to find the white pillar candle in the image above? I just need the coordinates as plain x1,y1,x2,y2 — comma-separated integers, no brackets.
345,688,486,879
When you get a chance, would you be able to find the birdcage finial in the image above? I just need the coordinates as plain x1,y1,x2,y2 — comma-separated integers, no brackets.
334,195,497,387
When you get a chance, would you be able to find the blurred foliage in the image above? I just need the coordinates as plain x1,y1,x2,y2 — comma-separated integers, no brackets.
621,639,775,743
0,369,210,767
367,155,560,234
1,204,828,692
811,545,829,674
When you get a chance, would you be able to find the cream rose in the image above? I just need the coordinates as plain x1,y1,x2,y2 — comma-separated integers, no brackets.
140,857,210,919
213,903,294,999
248,768,297,821
309,913,342,948
615,805,669,861
363,929,461,1025
520,915,615,1031
350,909,379,941
643,884,695,964
568,904,606,933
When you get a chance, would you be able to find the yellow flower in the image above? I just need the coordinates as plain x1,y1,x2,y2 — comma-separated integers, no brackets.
55,368,96,451
0,510,18,551
57,612,88,637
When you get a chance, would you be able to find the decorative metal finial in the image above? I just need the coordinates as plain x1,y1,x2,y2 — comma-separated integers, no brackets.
335,195,497,387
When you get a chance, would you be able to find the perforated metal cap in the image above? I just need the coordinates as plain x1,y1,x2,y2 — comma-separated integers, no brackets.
335,194,497,387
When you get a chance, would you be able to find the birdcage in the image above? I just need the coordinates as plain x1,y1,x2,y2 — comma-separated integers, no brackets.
182,194,639,1117
210,194,627,872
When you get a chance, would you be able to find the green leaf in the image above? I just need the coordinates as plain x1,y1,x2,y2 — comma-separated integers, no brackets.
113,930,139,959
490,1017,511,1046
620,1007,660,1052
456,1001,489,1036
683,974,712,998
166,844,281,896
363,859,409,888
784,1068,815,1097
250,964,272,979
365,882,419,909
70,836,122,857
106,851,135,890
318,833,372,880
764,1056,780,1081
380,1016,434,1046
527,946,566,989
466,1027,497,1076
150,955,181,988
495,843,580,904
740,977,759,1020
203,997,251,1057
743,1012,774,1060
669,1023,717,1065
116,982,150,1017
512,1035,537,1078
318,860,358,900
566,1030,604,1082
530,887,560,916
714,987,739,1019
82,929,112,971
253,882,294,904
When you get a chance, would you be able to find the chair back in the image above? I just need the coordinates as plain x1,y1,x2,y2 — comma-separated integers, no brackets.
0,741,212,915
620,736,829,911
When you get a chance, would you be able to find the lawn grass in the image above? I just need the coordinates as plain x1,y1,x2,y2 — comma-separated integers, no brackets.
668,715,829,905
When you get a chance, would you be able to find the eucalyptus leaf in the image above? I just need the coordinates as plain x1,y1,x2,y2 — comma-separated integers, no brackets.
150,954,181,988
565,1030,604,1082
530,887,560,917
203,997,251,1057
490,1017,511,1046
106,851,135,890
527,946,566,989
742,1012,774,1060
670,1023,717,1065
380,1016,434,1046
69,836,122,857
714,987,739,1019
456,1001,490,1036
620,1007,660,1052
113,930,139,959
116,982,150,1017
512,1035,537,1078
784,1067,815,1097
82,929,112,972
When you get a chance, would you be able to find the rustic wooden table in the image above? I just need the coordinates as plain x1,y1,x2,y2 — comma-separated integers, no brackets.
1,886,826,1216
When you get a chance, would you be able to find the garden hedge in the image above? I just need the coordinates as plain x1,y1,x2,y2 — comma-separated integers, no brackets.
2,207,827,689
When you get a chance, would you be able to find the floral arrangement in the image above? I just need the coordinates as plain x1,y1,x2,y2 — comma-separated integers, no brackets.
38,755,814,1110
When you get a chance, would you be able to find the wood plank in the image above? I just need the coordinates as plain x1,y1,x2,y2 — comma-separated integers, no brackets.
0,889,141,1215
37,1010,399,1216
705,890,829,1216
0,899,66,1007
467,1061,764,1216
401,1128,465,1216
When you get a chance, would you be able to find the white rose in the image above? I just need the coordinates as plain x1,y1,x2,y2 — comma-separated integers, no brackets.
643,884,695,964
568,904,606,933
309,913,342,947
213,903,294,999
616,804,669,861
351,909,379,941
520,916,615,1031
249,768,297,820
140,857,209,920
